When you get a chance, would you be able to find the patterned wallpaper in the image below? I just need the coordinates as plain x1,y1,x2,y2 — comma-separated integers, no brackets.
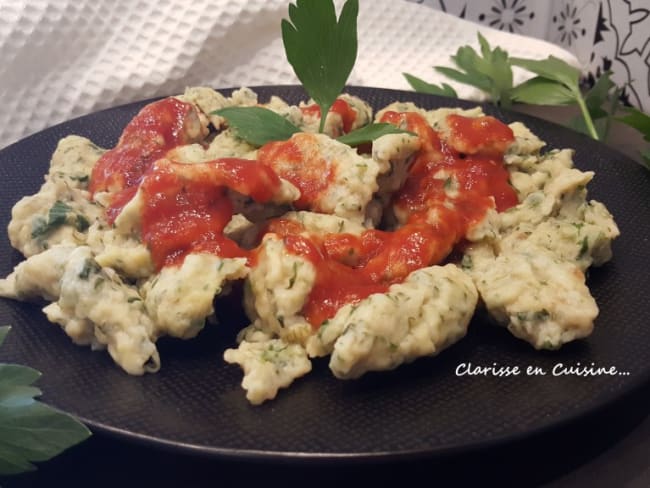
408,0,650,112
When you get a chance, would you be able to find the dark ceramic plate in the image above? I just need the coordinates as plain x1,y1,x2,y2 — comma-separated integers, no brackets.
1,86,649,462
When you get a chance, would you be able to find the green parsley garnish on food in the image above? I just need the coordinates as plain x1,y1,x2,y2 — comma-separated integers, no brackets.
0,326,91,475
213,107,300,147
436,32,514,108
403,72,458,99
214,0,412,149
31,200,72,239
404,32,650,166
282,0,359,133
336,122,415,147
30,200,90,241
509,55,599,138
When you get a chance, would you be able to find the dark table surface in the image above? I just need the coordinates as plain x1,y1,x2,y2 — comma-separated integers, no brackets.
1,104,649,488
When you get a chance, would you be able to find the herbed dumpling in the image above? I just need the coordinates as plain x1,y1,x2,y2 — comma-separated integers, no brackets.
233,220,479,385
86,224,154,280
498,200,619,272
45,247,160,374
243,234,317,347
257,132,386,224
1,245,160,374
461,120,619,350
307,264,478,379
223,338,312,405
141,253,248,340
464,243,598,350
8,135,106,256
0,245,76,302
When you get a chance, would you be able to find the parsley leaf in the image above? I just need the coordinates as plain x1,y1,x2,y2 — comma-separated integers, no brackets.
30,200,91,240
213,107,300,147
617,107,650,167
31,201,73,239
509,55,600,140
0,326,91,475
510,55,581,91
47,201,72,228
337,123,416,147
434,32,513,108
406,33,650,152
0,364,41,408
282,0,359,132
585,71,618,116
214,106,412,149
510,77,575,106
409,34,607,141
402,73,457,98
617,107,650,142
567,72,621,140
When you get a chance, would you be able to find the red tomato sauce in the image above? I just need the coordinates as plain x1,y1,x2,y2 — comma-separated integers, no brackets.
382,111,517,216
89,97,201,222
446,113,515,156
90,96,518,330
88,96,289,271
265,111,517,328
300,98,358,134
139,158,283,270
257,133,335,210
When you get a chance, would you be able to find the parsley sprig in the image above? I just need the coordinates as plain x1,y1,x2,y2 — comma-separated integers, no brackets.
213,107,300,147
214,105,413,148
214,0,412,149
404,33,650,166
437,33,514,108
282,0,359,133
0,326,91,475
403,73,457,99
336,123,415,146
509,56,599,139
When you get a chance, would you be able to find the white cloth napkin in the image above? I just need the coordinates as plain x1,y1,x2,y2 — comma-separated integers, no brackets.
0,0,579,149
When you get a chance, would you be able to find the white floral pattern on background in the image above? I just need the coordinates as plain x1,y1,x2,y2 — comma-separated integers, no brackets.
476,1,537,34
589,0,650,110
409,0,650,111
